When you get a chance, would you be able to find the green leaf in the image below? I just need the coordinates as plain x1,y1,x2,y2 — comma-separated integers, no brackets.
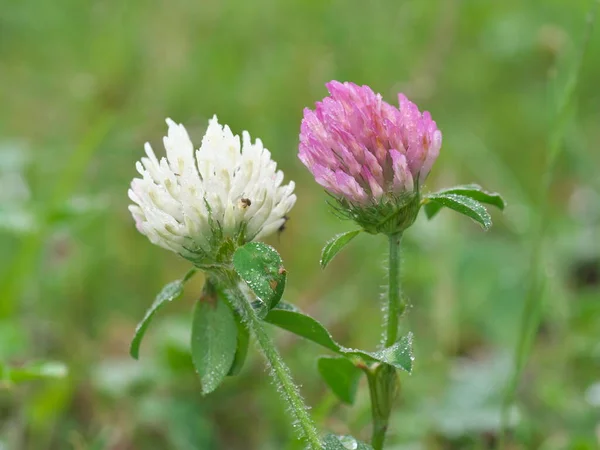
227,316,250,376
130,268,197,360
320,230,361,269
264,303,340,352
317,356,363,404
425,184,506,219
323,434,374,449
264,304,414,372
424,184,505,220
368,333,414,373
424,193,492,230
233,242,286,311
423,201,443,219
1,361,68,384
191,295,238,395
214,287,251,376
436,184,505,209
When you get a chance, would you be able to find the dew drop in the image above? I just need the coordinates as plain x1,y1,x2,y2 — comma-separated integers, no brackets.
339,436,358,450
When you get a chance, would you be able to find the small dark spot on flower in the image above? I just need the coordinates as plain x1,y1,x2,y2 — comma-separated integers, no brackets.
239,198,252,209
278,215,289,234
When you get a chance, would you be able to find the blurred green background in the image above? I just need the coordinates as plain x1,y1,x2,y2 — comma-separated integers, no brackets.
1,0,600,448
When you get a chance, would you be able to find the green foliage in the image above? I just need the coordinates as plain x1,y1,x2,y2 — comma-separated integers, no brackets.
233,242,286,311
320,230,362,269
264,303,339,352
423,184,505,219
190,293,238,395
265,303,413,372
317,356,363,404
369,336,414,373
130,269,197,359
423,193,493,230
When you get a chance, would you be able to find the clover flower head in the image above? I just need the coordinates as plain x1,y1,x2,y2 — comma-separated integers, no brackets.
129,116,296,266
298,81,442,234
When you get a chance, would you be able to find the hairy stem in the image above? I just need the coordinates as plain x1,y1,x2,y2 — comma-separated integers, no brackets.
366,233,404,450
226,284,323,450
385,233,404,347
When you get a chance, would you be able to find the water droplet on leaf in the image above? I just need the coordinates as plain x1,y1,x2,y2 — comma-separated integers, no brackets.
339,436,358,449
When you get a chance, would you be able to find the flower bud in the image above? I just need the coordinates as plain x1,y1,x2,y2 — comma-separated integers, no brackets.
129,116,296,267
299,81,441,234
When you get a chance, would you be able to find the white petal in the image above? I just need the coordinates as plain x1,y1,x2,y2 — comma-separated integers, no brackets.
128,115,296,257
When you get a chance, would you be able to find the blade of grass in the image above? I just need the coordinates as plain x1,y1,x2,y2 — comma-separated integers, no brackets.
0,113,115,318
499,1,600,446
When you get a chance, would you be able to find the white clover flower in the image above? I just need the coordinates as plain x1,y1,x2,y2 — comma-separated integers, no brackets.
128,116,296,265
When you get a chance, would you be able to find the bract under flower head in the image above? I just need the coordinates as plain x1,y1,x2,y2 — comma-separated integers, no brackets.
298,81,441,234
129,116,296,267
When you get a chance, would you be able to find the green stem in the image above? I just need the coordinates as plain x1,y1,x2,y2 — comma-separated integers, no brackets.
367,372,385,450
367,364,398,450
366,233,404,450
385,233,403,347
227,284,323,450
